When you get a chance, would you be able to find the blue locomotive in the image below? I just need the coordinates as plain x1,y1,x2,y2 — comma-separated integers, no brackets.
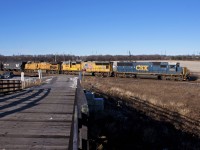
115,62,190,80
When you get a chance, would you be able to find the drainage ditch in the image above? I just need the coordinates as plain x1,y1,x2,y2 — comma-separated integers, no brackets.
86,91,200,150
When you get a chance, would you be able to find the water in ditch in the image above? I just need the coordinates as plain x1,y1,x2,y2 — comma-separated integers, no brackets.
88,94,200,150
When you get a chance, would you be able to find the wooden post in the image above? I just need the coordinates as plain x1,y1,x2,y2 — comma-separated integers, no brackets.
38,70,42,83
21,72,25,89
79,72,82,83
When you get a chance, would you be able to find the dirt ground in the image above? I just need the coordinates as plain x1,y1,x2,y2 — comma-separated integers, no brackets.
82,76,200,137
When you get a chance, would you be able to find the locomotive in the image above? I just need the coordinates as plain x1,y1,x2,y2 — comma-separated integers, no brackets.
2,61,26,71
81,61,113,77
62,61,81,74
115,61,190,80
0,60,190,81
25,61,60,74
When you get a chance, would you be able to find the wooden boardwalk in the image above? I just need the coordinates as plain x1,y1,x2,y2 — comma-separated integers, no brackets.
0,76,77,149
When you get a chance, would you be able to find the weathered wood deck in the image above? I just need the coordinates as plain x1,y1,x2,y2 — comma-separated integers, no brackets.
0,76,77,149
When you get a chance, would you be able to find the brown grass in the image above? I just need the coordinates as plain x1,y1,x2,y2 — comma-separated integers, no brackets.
82,76,200,136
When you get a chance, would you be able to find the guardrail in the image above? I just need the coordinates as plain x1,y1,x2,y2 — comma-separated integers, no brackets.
71,79,89,150
0,79,22,94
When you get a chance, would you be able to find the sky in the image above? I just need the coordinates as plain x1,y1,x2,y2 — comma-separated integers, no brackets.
0,0,200,56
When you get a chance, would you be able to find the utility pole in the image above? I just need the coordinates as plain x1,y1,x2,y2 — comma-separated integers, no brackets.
63,53,65,61
129,50,132,62
55,54,57,62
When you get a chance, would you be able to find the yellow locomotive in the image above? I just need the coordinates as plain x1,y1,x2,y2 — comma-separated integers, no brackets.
25,62,60,74
61,61,81,74
81,61,113,76
24,62,38,72
61,61,113,76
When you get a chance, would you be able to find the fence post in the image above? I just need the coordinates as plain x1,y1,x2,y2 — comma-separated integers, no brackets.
21,72,25,89
38,70,42,83
79,72,82,83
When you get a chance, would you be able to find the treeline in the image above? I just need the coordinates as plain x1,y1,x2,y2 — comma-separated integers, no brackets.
0,54,200,62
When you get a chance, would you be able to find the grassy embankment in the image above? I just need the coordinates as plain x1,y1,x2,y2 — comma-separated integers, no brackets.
82,76,200,137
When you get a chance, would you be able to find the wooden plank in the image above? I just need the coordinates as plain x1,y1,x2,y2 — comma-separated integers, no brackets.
0,122,71,137
0,137,69,149
0,113,73,122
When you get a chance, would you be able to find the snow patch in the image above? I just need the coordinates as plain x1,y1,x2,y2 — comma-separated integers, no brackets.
70,77,78,88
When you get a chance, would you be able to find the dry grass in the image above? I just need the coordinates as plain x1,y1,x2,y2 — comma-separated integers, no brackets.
82,76,200,136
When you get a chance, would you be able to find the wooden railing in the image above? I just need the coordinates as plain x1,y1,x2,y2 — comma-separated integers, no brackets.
0,80,22,94
71,79,89,150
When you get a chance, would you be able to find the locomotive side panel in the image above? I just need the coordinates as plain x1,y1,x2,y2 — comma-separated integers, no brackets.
82,61,112,72
62,61,81,74
49,63,60,74
38,62,51,71
81,61,113,76
25,62,38,72
70,61,81,71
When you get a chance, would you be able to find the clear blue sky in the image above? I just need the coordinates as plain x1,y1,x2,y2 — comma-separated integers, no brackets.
0,0,200,56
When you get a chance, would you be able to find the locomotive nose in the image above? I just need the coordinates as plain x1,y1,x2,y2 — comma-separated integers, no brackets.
183,67,190,80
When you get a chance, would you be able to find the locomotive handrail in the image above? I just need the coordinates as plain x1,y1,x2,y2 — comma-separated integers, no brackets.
0,79,22,94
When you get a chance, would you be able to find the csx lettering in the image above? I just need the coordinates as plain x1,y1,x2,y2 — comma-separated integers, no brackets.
136,65,148,71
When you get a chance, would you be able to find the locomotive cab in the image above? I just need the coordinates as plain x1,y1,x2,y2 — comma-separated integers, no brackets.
168,62,178,72
61,61,81,74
